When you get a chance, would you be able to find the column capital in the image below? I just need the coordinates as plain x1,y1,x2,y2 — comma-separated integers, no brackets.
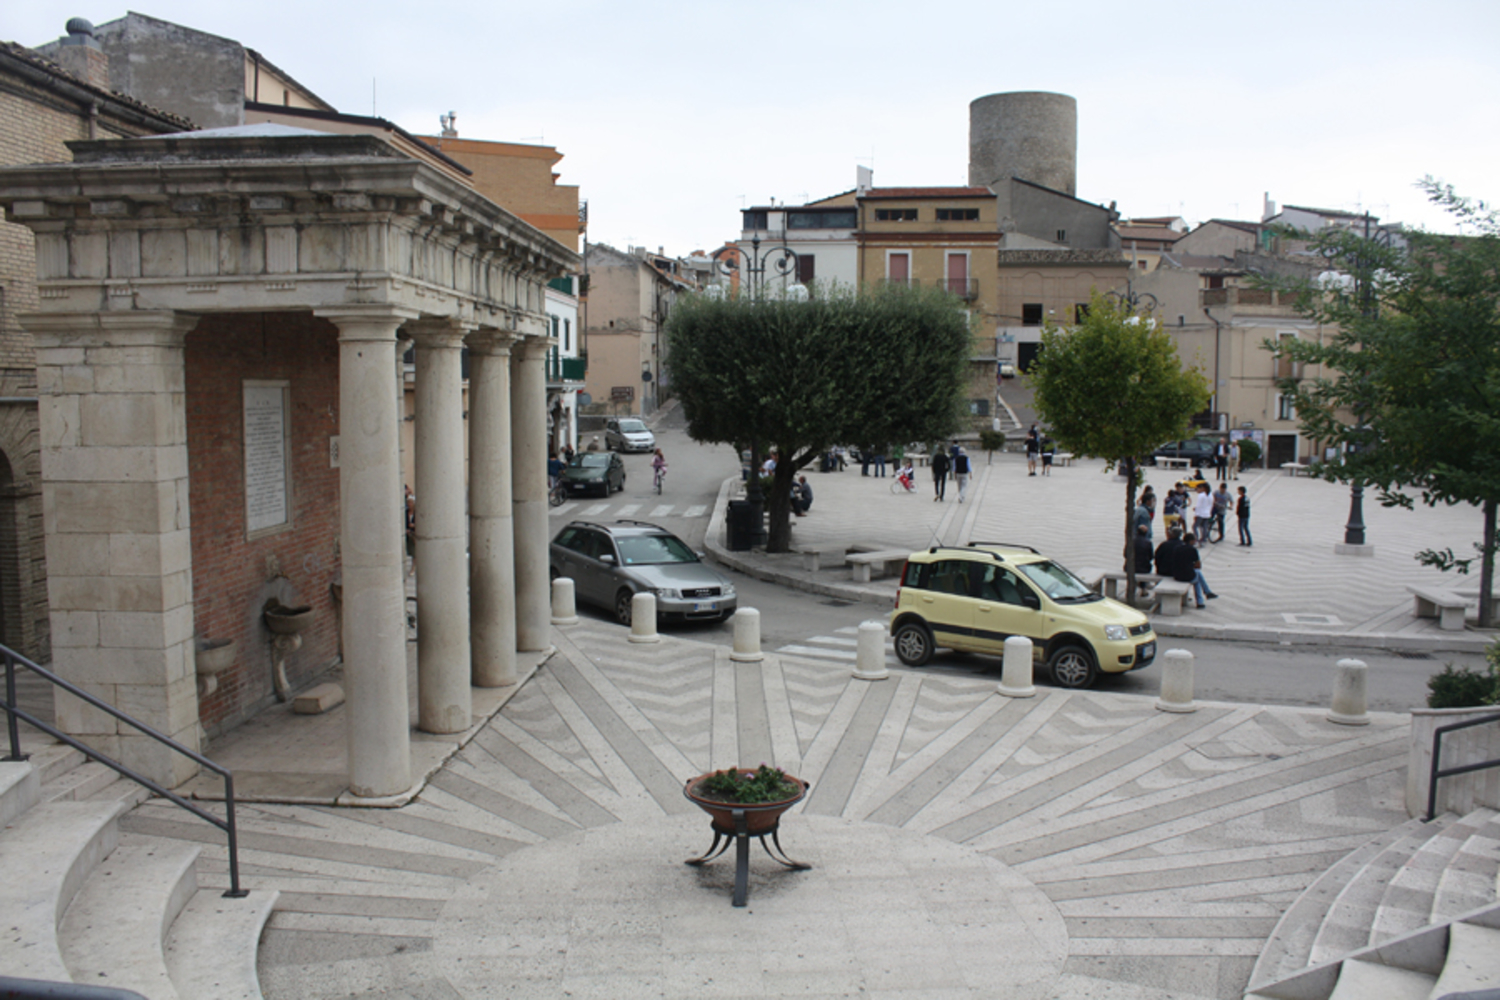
403,316,474,350
513,333,554,361
21,310,200,349
315,306,421,342
466,328,521,356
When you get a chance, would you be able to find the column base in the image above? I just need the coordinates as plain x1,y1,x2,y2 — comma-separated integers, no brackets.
1334,543,1375,557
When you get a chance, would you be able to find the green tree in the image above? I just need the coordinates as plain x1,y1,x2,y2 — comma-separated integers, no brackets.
666,285,970,552
1271,180,1500,627
1028,291,1212,599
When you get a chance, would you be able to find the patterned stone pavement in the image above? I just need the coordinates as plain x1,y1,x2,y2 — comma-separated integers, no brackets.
120,620,1411,999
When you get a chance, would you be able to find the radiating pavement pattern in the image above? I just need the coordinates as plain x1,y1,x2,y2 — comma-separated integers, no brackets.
121,621,1410,999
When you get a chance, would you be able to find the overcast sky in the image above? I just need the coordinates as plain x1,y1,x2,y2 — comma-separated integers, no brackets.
13,1,1500,254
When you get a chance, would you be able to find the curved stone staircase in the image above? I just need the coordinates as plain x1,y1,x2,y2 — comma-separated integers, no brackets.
1246,807,1500,999
1,746,276,999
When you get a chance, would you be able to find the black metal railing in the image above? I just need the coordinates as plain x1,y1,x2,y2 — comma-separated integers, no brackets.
1425,711,1500,821
939,277,979,300
2,644,246,897
0,975,149,998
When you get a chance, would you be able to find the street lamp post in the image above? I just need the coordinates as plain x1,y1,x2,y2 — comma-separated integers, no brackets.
1334,212,1390,555
710,237,802,542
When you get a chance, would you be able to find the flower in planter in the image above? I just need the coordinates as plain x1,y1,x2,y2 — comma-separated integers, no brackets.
696,764,801,804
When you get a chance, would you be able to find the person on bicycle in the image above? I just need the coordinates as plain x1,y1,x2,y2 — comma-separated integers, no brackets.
651,448,667,490
897,460,916,491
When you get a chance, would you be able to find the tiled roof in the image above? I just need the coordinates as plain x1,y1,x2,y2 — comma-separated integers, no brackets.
1116,225,1181,243
860,187,993,199
0,40,195,130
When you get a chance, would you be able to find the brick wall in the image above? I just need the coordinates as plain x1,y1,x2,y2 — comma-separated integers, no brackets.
186,311,342,733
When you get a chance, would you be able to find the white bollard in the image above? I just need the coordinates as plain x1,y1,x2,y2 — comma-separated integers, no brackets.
729,607,763,662
1328,658,1369,726
1156,648,1197,713
852,621,889,681
628,592,660,644
996,636,1036,698
551,577,579,626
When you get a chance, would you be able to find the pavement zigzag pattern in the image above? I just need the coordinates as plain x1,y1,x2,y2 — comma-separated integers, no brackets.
111,620,1416,999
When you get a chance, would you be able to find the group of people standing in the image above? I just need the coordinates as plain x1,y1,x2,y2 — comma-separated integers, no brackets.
1130,475,1255,609
1024,424,1055,476
928,442,973,503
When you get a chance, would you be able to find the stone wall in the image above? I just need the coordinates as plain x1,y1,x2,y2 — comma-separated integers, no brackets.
186,311,342,734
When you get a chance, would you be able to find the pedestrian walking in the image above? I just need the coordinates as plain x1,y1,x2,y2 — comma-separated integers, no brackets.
1215,440,1229,481
1211,482,1233,542
1228,440,1241,480
1192,482,1214,542
1236,486,1253,546
1025,424,1040,476
931,447,950,501
952,444,972,503
1041,435,1055,476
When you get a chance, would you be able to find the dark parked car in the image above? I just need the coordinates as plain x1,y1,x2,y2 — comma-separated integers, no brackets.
561,452,625,496
1149,438,1217,466
550,520,737,625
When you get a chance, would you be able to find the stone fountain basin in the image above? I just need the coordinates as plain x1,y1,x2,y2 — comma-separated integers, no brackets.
263,604,315,635
196,638,237,676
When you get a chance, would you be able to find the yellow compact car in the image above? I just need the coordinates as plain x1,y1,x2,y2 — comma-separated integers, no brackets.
888,542,1157,688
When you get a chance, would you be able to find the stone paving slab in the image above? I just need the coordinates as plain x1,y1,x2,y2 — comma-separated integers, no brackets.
109,619,1419,999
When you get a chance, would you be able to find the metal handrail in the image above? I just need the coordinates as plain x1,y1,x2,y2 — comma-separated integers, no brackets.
1,645,246,897
1425,710,1500,821
0,974,149,998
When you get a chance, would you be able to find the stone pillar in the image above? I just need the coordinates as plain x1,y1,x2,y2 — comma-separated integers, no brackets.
511,334,552,652
317,307,415,799
467,329,519,686
1329,658,1370,726
407,319,472,734
27,311,200,789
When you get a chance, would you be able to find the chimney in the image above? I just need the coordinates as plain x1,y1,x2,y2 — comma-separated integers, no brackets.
439,111,458,138
54,18,111,92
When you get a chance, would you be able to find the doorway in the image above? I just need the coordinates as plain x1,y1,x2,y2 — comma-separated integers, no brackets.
1266,433,1298,470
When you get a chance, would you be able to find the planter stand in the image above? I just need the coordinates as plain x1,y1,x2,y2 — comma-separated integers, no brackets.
684,779,812,907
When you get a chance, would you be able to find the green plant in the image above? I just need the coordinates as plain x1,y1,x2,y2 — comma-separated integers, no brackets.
1236,438,1262,467
1426,653,1500,709
697,765,801,804
978,430,1006,463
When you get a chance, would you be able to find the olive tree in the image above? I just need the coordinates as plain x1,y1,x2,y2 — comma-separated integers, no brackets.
666,285,971,551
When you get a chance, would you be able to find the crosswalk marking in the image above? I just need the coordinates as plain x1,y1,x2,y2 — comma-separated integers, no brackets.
776,626,897,667
615,504,642,517
684,505,708,517
650,504,674,517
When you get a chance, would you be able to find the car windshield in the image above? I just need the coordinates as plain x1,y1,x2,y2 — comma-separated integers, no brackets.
615,534,697,566
572,454,610,469
1015,560,1098,602
619,419,647,433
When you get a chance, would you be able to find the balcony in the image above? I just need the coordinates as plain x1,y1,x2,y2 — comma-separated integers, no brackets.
939,278,979,300
881,277,918,288
547,355,587,383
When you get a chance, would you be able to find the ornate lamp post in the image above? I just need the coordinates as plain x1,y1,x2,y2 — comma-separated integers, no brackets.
1334,213,1392,554
709,237,802,542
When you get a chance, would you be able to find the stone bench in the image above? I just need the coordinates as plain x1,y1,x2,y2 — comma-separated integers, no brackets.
1053,453,1075,467
1280,461,1310,476
1152,580,1193,616
1158,457,1192,469
1409,585,1468,631
1095,571,1163,602
798,545,849,573
847,549,911,584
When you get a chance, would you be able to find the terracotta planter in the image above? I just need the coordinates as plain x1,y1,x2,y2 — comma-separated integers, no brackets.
684,769,808,835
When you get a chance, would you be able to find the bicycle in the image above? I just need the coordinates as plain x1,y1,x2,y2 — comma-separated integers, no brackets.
890,471,917,494
548,477,567,507
653,464,667,495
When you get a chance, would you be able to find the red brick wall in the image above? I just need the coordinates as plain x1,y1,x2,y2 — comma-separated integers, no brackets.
186,311,342,733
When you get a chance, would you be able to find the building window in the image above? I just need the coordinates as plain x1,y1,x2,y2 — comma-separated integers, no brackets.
969,399,991,417
875,208,918,222
887,252,910,283
1277,394,1296,421
797,254,816,284
1206,274,1225,289
1022,303,1044,326
1056,229,1067,243
1137,259,1148,269
1074,303,1090,324
564,318,571,352
936,208,979,221
788,209,855,229
742,210,768,231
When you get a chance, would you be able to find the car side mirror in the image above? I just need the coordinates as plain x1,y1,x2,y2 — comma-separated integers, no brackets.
1021,592,1040,610
599,553,616,565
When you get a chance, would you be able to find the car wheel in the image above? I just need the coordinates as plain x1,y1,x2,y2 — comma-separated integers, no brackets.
892,621,934,667
1049,643,1098,689
614,588,634,626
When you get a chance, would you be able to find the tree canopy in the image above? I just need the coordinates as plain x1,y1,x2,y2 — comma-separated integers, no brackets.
1271,180,1500,626
1028,290,1211,594
666,285,971,551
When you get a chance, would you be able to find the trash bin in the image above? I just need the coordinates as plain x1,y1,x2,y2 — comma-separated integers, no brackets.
726,500,756,551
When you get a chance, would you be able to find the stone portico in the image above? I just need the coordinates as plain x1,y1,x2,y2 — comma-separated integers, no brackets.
0,129,578,797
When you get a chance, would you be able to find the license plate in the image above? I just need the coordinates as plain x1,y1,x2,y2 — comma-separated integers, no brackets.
693,602,718,612
1140,642,1156,660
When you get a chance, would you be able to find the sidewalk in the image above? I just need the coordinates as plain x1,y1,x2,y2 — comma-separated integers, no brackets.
706,452,1496,653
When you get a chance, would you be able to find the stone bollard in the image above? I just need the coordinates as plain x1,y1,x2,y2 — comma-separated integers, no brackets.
996,636,1036,698
628,592,660,644
852,620,889,681
1328,658,1370,726
551,577,579,626
729,607,763,662
1156,648,1197,713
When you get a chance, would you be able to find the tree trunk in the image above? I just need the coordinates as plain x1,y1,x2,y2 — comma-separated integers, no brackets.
1123,458,1137,600
765,462,797,553
1480,497,1496,629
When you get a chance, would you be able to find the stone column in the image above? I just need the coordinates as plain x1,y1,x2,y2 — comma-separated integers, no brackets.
317,307,415,799
406,319,472,733
511,334,553,652
27,310,199,789
467,329,519,686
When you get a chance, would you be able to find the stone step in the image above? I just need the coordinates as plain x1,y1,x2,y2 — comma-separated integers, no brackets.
1249,817,1431,990
1369,811,1485,946
1430,810,1500,924
0,759,41,827
165,887,279,1000
1308,816,1446,965
1326,957,1435,1000
0,798,124,982
1428,921,1500,998
58,833,201,1000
